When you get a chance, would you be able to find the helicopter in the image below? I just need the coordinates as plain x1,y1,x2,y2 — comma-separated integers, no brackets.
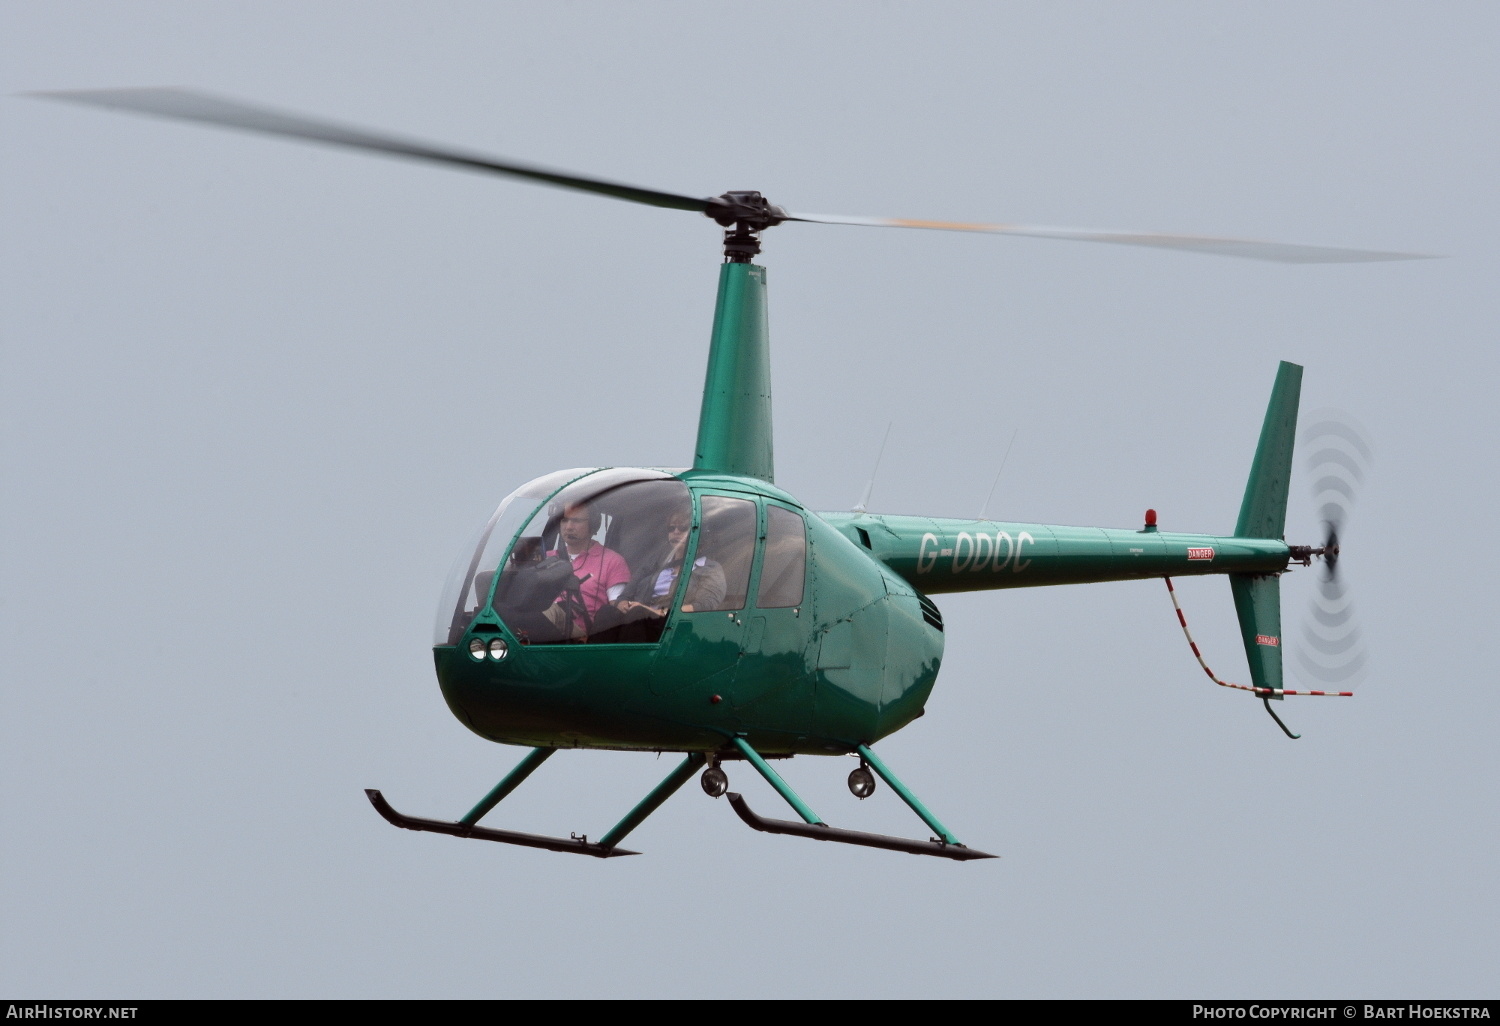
35,88,1411,862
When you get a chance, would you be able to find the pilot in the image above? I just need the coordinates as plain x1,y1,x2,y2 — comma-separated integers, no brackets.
547,501,631,619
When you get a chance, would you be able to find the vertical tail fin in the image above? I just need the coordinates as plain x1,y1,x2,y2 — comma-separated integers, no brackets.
1231,361,1302,699
1230,574,1286,697
1236,361,1303,540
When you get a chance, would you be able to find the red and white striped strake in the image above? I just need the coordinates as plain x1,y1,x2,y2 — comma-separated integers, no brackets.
1162,576,1353,697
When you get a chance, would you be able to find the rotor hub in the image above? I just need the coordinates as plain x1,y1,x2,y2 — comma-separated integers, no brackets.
704,191,787,230
1288,535,1340,569
704,191,788,262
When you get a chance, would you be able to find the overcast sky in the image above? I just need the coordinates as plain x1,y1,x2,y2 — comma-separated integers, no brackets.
3,1,1496,998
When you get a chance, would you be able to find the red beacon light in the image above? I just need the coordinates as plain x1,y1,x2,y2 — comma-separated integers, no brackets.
1143,508,1158,531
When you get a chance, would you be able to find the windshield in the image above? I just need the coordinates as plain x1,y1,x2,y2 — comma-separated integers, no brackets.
489,469,692,645
434,468,595,645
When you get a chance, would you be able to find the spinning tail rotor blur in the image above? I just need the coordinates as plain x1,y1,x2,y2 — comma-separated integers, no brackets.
1295,414,1372,689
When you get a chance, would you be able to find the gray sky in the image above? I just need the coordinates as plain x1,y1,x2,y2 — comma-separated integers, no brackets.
3,1,1495,998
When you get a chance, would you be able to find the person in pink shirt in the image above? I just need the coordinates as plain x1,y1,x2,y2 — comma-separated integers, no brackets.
548,502,631,620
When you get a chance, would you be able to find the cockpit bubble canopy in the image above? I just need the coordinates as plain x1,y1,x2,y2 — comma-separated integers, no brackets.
435,467,692,646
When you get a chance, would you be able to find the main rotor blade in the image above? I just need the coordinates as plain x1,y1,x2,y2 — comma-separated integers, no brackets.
784,212,1430,264
31,88,1432,263
30,88,711,214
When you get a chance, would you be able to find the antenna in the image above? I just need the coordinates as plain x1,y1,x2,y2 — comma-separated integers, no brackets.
978,428,1020,520
852,422,894,514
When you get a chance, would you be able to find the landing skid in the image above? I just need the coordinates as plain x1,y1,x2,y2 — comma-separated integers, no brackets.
366,789,637,857
366,748,706,858
369,740,995,862
726,792,995,861
719,738,998,862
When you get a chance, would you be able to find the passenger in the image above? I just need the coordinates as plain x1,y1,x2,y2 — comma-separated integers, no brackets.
547,501,631,619
597,509,726,638
588,510,723,642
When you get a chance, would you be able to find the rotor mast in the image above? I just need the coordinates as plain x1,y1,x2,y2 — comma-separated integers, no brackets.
691,192,785,482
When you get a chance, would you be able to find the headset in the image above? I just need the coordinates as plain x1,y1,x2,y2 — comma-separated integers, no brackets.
548,500,603,535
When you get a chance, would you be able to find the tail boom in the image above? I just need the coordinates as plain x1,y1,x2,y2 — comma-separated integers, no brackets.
819,513,1288,595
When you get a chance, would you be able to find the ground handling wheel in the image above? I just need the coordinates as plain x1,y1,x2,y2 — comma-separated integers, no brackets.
848,765,876,799
701,765,729,798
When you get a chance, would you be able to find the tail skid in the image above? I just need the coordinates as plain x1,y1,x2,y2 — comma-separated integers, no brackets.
1163,575,1352,740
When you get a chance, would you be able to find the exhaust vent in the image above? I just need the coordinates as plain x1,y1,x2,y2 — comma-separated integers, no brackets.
917,594,944,633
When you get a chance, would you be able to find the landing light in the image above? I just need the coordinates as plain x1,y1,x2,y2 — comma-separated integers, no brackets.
488,639,509,661
468,638,486,661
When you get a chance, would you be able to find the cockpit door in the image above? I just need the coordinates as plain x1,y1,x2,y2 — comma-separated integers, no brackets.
649,492,757,695
729,502,811,726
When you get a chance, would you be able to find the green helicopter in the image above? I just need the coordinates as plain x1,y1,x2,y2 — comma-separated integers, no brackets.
37,89,1412,861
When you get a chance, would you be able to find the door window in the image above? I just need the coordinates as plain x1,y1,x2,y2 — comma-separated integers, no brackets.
689,495,757,611
756,505,807,608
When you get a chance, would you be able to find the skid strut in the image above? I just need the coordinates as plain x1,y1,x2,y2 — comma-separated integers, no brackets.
367,749,705,858
722,738,997,861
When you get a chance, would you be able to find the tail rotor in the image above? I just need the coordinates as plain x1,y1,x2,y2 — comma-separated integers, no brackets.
1294,415,1371,688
